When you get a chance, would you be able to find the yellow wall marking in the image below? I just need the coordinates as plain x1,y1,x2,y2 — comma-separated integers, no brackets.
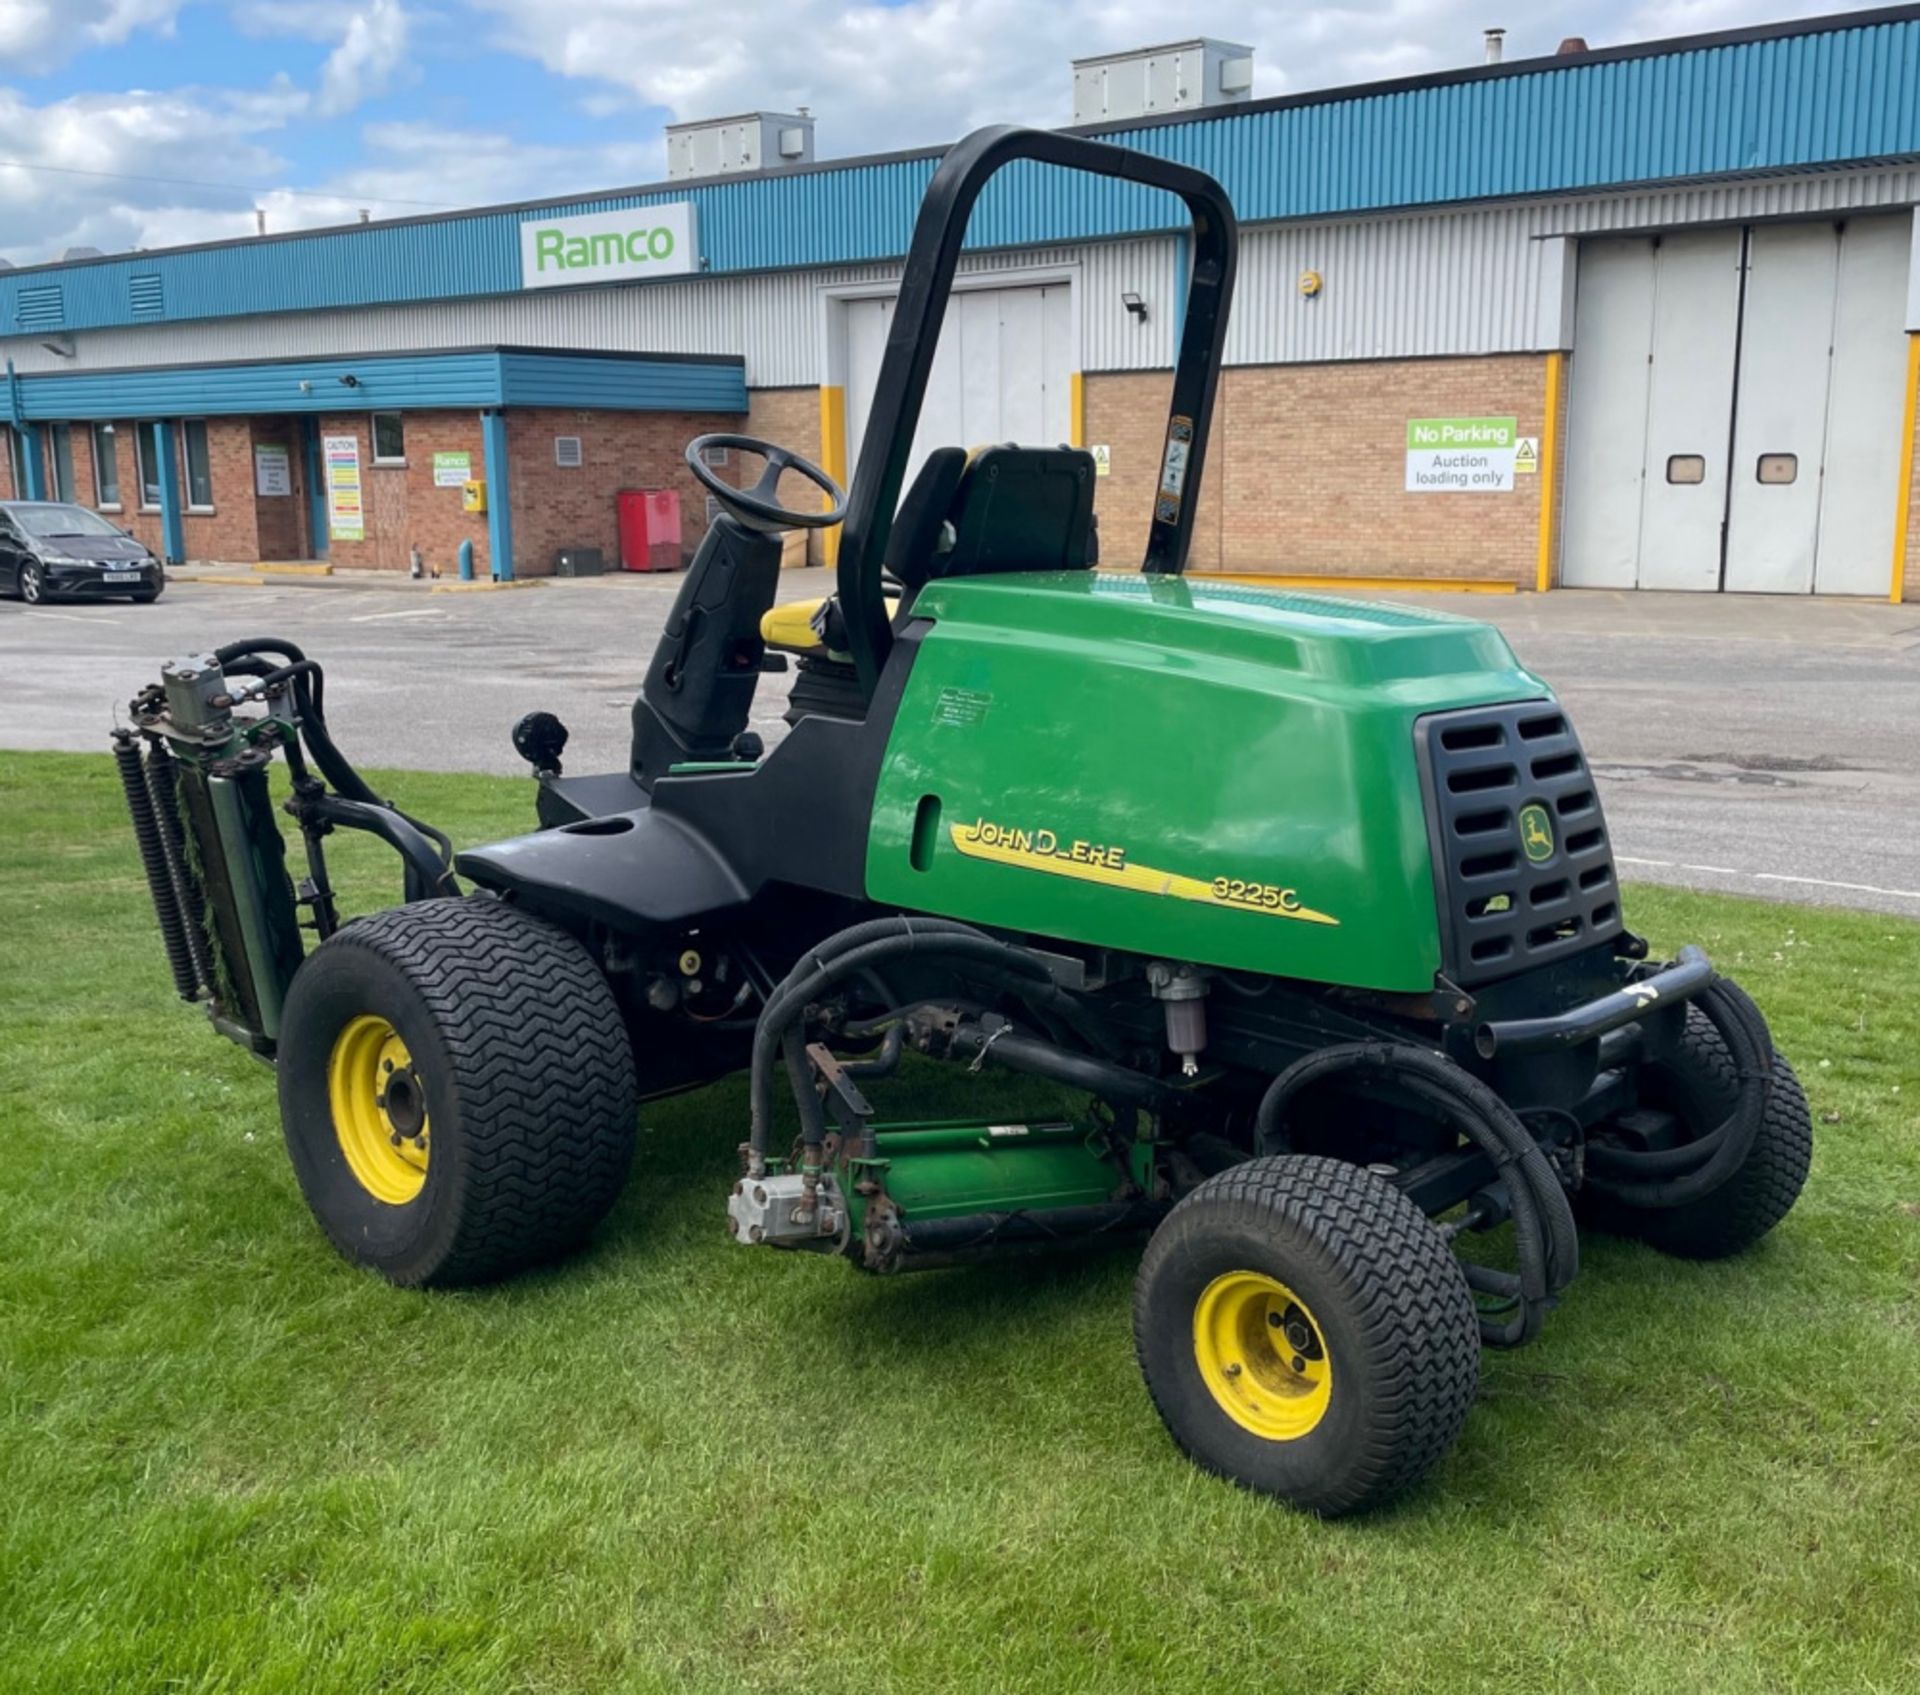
1891,334,1919,606
1069,371,1086,449
1535,350,1564,594
818,384,848,569
950,820,1338,926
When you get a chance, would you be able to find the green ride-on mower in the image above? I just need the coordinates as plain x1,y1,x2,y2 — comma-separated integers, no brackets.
114,127,1811,1516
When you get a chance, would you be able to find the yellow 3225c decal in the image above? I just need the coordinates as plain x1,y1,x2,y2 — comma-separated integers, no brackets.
949,819,1339,927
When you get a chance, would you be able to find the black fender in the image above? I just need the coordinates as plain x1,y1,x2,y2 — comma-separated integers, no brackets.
456,807,749,930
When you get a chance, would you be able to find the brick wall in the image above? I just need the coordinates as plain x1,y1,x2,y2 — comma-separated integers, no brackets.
296,412,487,574
1904,338,1920,602
745,387,830,564
1085,355,1552,582
183,418,264,563
505,406,736,577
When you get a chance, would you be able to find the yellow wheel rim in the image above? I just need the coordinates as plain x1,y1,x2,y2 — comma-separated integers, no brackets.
1193,1271,1333,1441
327,1014,431,1205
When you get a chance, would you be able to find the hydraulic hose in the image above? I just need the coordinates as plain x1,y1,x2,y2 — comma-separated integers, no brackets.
748,918,1060,1168
1580,978,1774,1209
1252,1042,1580,1346
747,917,1121,1172
213,639,455,874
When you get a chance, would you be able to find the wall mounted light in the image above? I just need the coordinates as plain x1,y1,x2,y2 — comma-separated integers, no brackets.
1298,270,1323,298
337,373,361,388
1121,290,1147,321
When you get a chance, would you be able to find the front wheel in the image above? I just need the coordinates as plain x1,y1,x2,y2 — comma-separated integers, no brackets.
276,897,637,1286
18,562,47,604
1134,1155,1480,1516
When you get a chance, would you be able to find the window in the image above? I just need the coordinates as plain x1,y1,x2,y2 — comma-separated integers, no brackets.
1666,454,1705,485
50,423,76,502
134,425,162,510
371,412,406,464
91,423,120,508
183,419,214,509
1756,453,1798,485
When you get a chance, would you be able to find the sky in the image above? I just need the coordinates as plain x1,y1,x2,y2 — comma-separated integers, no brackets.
0,0,1872,266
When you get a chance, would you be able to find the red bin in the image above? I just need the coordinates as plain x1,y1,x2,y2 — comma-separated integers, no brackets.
617,488,683,572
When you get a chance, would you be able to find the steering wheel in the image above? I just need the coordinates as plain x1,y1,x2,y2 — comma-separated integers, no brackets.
686,433,848,533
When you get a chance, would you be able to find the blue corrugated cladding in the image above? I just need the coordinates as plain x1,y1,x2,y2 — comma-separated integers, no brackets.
497,353,747,411
16,350,745,421
5,15,1917,336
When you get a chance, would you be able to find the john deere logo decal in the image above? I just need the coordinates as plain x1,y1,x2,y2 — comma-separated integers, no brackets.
1519,803,1556,864
949,818,1339,927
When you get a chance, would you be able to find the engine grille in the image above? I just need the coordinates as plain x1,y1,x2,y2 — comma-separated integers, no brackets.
1416,701,1623,987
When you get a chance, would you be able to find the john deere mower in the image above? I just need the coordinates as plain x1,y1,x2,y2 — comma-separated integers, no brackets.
115,127,1811,1516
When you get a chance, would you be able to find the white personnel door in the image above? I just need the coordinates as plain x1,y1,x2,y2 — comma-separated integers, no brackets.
842,281,1075,487
1562,213,1912,595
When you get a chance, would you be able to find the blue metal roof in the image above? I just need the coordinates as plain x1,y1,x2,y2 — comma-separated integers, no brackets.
7,348,746,423
4,6,1917,338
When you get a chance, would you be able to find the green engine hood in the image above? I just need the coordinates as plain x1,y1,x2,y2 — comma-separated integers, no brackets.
865,571,1552,994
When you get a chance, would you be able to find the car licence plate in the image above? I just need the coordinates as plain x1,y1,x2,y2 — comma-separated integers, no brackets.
102,572,140,584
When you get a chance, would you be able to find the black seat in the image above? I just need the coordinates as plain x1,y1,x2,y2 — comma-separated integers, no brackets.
885,446,970,590
933,445,1096,578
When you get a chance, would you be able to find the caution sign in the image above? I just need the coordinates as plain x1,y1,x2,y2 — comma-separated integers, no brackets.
1514,436,1540,475
1089,444,1111,478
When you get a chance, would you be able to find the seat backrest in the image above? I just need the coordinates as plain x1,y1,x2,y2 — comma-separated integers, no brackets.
931,445,1096,579
884,446,969,590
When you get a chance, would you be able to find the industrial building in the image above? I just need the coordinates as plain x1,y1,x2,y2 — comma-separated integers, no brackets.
2,6,1918,596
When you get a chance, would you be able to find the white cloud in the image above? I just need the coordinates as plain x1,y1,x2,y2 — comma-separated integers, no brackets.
0,80,306,264
315,0,411,116
0,0,181,70
465,0,1877,158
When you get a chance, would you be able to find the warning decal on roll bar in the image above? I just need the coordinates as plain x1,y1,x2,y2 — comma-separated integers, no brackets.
1154,415,1194,525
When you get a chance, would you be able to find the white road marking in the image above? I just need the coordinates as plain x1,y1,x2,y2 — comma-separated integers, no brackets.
1617,854,1920,905
27,609,119,624
349,607,448,623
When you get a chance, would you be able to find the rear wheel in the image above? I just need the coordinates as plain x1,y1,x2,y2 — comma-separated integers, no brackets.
277,897,637,1286
1134,1155,1479,1516
1583,1006,1811,1259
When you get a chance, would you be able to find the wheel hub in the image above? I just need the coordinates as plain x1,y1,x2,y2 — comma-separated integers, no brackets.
1193,1271,1333,1441
327,1015,431,1204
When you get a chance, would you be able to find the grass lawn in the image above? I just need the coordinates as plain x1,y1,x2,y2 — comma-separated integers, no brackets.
2,748,1918,1694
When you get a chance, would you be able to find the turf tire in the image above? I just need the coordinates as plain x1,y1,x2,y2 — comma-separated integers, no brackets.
1582,1006,1811,1260
1134,1154,1479,1517
277,896,637,1287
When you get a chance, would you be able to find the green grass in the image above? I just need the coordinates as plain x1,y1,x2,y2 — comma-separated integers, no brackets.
3,749,1919,1694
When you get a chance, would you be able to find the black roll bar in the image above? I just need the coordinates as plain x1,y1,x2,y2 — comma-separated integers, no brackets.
834,124,1239,696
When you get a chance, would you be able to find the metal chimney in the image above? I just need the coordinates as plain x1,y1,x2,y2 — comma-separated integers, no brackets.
1483,27,1506,64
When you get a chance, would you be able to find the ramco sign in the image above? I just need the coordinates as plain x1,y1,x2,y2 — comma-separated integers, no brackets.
519,203,698,289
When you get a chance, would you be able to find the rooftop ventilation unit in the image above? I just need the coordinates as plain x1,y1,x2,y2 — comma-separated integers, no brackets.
60,245,105,262
665,110,816,182
1071,40,1254,125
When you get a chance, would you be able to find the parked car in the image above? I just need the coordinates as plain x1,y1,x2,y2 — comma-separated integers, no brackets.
0,501,165,603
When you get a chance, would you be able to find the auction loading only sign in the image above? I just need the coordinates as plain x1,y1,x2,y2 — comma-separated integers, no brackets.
1406,416,1518,492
